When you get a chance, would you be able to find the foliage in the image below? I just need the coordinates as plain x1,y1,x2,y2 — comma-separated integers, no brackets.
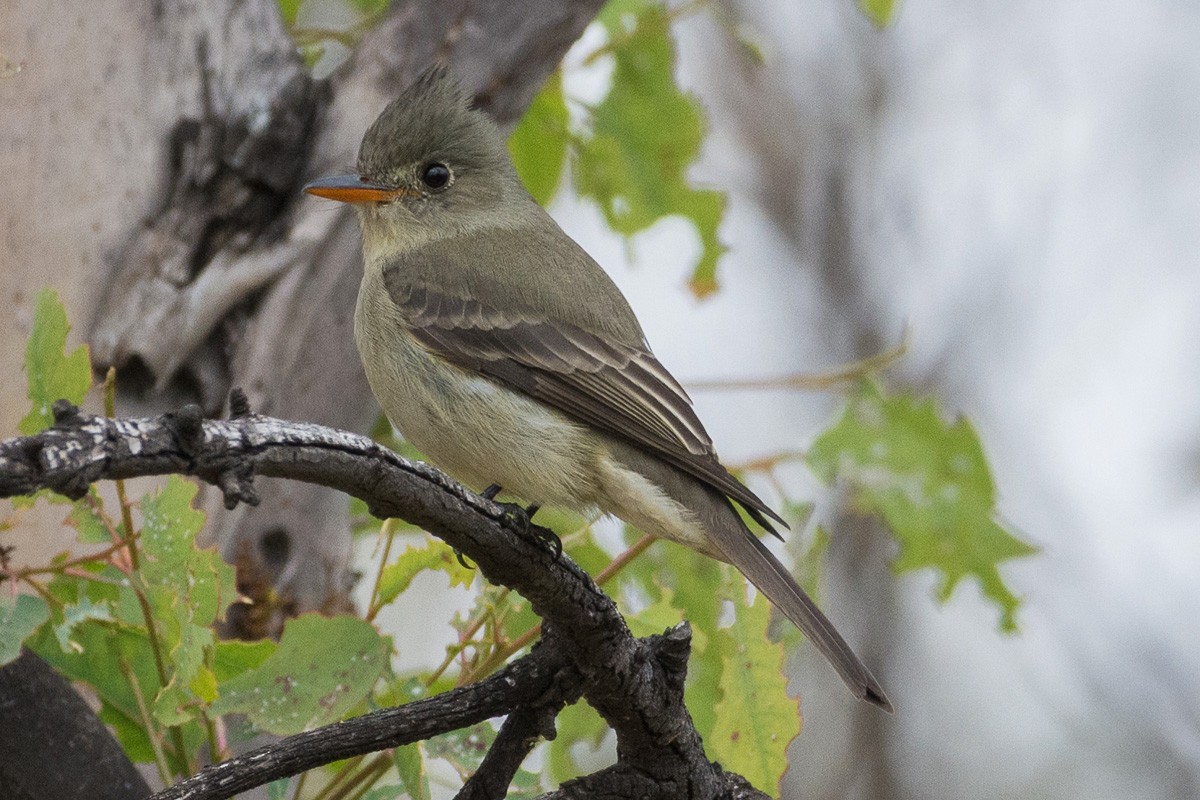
0,3,1034,798
510,0,727,297
858,0,900,28
20,287,91,435
807,381,1037,630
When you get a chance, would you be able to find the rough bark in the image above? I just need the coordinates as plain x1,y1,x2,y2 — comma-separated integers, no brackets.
0,402,771,800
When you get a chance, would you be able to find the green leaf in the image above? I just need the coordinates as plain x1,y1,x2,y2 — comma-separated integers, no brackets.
141,476,237,627
53,596,114,653
347,0,389,16
0,593,50,665
213,639,277,683
624,590,684,640
211,614,389,735
266,778,292,800
597,0,654,33
20,287,92,434
508,765,545,800
666,547,726,739
376,536,474,608
99,700,156,763
710,581,801,794
807,382,1037,630
65,493,117,544
276,0,302,25
858,0,899,28
574,5,727,298
393,743,431,800
137,477,236,723
509,70,569,206
425,722,497,776
546,700,608,783
30,620,162,734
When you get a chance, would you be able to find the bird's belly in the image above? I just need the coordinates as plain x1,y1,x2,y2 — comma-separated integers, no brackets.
354,293,600,507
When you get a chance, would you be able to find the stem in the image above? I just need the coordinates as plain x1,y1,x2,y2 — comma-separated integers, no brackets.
308,754,365,800
687,330,909,392
365,518,401,622
121,655,173,787
594,533,655,586
424,587,511,689
105,366,191,775
60,567,125,586
326,753,391,800
199,709,221,765
19,575,61,609
18,536,137,576
289,770,309,800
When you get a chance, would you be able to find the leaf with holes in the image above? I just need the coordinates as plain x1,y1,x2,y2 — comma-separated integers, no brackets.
710,580,801,794
211,614,389,735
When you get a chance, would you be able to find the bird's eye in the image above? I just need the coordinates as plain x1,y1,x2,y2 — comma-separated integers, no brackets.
421,163,451,189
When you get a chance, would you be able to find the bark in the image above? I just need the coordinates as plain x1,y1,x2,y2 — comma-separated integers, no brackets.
0,402,772,800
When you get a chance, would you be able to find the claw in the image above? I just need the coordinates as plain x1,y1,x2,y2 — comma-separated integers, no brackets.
453,548,475,570
481,484,502,500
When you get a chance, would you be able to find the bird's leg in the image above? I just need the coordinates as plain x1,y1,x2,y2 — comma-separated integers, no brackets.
481,486,561,561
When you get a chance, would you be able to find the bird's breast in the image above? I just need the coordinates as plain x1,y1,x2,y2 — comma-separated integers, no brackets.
353,269,602,508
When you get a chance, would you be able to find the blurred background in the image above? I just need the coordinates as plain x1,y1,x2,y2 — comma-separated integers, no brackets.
557,1,1200,797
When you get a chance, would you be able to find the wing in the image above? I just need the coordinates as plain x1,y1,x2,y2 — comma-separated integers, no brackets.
387,280,788,534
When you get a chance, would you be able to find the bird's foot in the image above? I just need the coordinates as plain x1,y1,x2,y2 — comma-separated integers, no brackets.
497,502,561,561
481,485,559,560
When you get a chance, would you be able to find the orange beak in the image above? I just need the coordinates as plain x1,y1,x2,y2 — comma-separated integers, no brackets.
303,174,415,203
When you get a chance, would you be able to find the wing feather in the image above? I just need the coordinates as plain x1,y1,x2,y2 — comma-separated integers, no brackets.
386,280,787,532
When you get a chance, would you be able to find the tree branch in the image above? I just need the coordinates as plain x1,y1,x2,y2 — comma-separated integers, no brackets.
0,400,764,799
148,636,580,800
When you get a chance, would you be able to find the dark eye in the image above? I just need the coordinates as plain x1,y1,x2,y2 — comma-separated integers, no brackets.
421,163,451,189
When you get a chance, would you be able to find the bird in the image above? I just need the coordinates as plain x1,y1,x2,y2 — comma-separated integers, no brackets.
304,67,891,712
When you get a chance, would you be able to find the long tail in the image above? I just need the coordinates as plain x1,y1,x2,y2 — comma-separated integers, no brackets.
598,439,892,711
706,500,893,712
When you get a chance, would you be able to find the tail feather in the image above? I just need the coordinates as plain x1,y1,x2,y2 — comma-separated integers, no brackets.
707,503,893,713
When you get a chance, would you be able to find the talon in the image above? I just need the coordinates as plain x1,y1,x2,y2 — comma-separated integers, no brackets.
453,548,475,570
481,483,502,500
525,503,540,520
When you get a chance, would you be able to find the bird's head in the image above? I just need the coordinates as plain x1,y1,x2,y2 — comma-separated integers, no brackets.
305,67,524,243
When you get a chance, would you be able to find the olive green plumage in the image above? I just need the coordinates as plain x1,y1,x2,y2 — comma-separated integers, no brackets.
315,67,891,712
